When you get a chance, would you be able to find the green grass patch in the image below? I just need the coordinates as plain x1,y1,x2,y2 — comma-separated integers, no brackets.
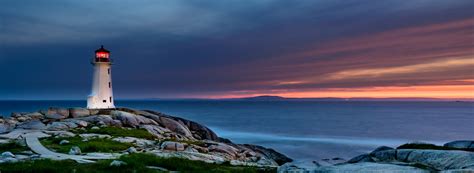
397,143,474,152
119,153,275,173
74,126,156,140
0,153,276,173
0,141,29,154
40,137,133,153
0,159,161,173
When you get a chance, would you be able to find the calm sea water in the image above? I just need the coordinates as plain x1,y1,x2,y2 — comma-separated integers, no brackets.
0,100,473,161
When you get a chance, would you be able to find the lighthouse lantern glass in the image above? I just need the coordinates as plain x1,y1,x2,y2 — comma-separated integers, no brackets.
96,52,109,58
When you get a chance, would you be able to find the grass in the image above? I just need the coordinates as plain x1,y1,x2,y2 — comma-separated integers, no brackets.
120,153,275,173
74,126,156,140
0,159,160,173
0,153,276,173
40,136,133,153
0,141,29,154
397,143,474,152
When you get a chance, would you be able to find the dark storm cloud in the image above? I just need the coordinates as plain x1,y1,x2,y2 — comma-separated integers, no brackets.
0,0,473,99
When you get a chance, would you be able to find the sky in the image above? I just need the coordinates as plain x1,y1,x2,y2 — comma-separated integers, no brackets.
0,0,473,100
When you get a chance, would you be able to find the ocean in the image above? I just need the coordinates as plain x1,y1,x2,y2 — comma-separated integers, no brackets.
0,100,473,161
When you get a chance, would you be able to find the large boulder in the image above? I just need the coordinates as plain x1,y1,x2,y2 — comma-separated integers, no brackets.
135,115,158,125
1,151,15,158
79,115,121,127
161,141,185,151
143,110,218,141
371,149,397,162
46,122,78,130
112,137,155,148
139,125,171,138
347,154,375,163
278,161,320,173
79,133,111,139
0,123,14,134
63,119,88,127
241,144,292,165
110,160,127,167
16,120,46,130
183,120,218,140
156,116,193,138
111,111,140,127
41,107,69,120
22,112,44,120
69,146,81,155
312,162,429,173
444,140,474,150
398,149,474,170
209,143,240,158
69,108,90,118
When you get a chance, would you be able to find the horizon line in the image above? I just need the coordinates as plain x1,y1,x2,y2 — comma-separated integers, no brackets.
0,96,473,102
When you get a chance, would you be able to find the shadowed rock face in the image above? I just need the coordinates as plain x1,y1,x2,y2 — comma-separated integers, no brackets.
444,140,474,150
1,107,292,167
241,144,293,165
340,143,474,172
280,142,474,173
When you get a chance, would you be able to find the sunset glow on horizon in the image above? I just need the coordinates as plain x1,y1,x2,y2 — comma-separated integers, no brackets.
200,84,474,100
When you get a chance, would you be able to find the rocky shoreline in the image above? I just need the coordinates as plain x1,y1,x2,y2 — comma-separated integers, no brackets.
279,141,474,173
0,107,292,167
1,107,473,172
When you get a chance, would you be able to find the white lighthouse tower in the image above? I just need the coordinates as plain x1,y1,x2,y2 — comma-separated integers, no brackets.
87,45,115,109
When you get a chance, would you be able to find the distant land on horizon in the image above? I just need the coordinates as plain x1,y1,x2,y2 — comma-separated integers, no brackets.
140,95,474,102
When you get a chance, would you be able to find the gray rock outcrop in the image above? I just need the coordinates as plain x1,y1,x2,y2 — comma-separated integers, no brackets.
16,120,46,130
161,141,185,151
1,107,292,167
41,107,69,120
444,140,474,150
69,108,90,118
69,146,82,155
0,122,15,134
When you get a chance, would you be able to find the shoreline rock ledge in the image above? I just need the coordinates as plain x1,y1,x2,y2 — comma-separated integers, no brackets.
0,107,292,167
278,142,474,173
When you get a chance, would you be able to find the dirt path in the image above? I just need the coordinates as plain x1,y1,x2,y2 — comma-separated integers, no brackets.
1,130,116,163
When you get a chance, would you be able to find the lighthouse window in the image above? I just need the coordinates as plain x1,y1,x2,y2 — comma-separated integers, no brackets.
110,97,112,102
103,100,106,103
108,68,110,74
109,82,111,88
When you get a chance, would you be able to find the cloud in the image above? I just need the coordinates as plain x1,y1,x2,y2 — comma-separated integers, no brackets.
213,18,474,91
0,0,473,99
327,57,474,81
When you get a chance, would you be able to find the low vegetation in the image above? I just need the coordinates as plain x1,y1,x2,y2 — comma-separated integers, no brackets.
397,143,474,152
0,141,29,154
74,126,156,139
0,159,158,173
40,137,133,153
0,153,276,173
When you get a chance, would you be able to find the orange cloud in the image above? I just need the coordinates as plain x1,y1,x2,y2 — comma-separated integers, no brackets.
326,56,474,81
277,85,474,99
206,18,474,99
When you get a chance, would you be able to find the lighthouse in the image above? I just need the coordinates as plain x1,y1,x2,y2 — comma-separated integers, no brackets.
87,45,115,109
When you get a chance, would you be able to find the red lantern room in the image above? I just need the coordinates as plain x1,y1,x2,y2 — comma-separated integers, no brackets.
94,45,111,62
